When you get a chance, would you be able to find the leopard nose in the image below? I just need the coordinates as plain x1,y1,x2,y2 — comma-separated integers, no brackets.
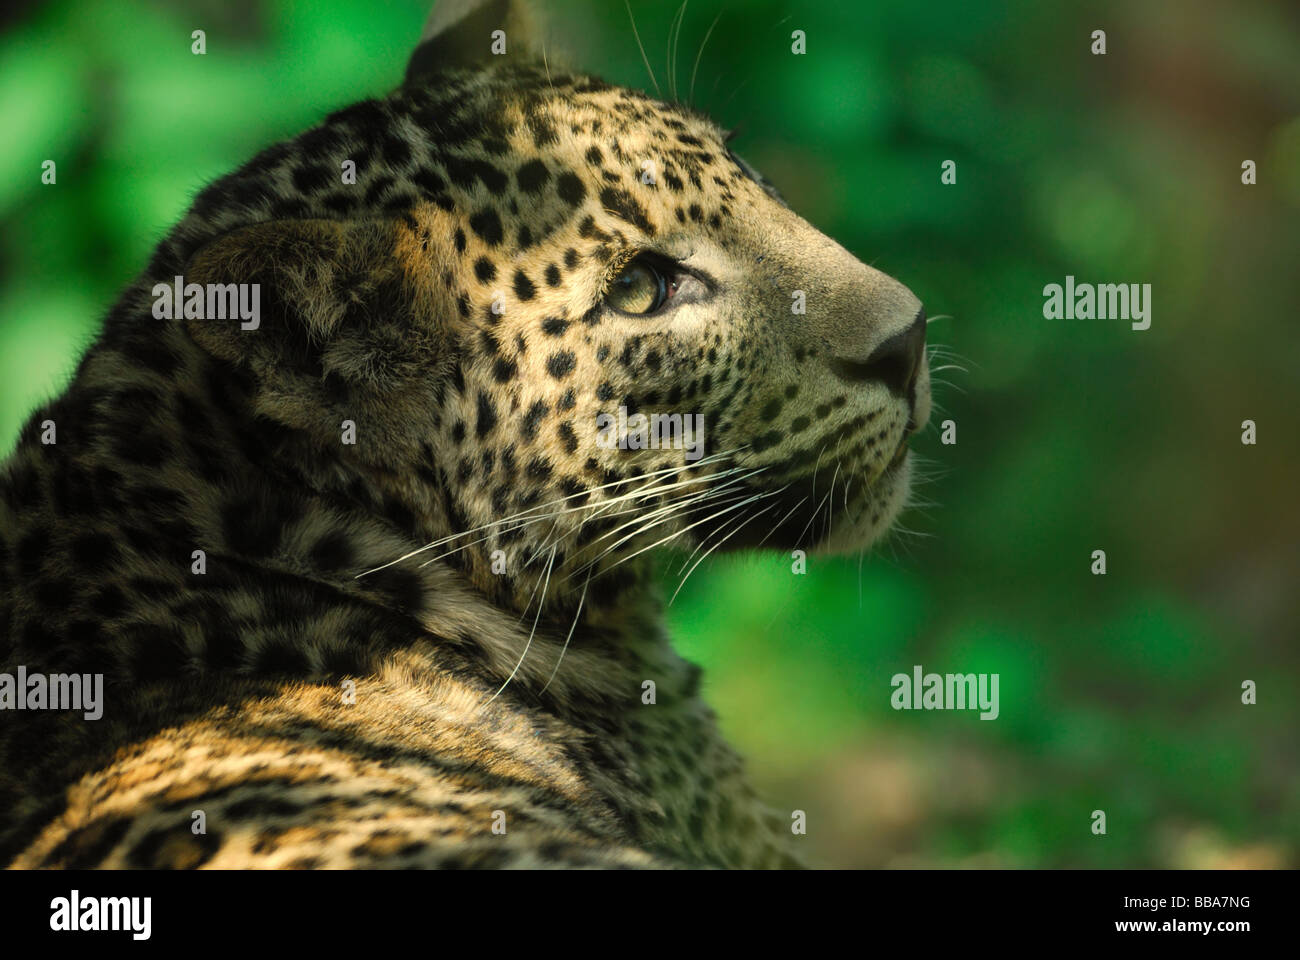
830,307,927,400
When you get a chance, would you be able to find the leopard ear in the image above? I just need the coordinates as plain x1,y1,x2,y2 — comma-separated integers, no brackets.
182,217,451,459
405,0,539,81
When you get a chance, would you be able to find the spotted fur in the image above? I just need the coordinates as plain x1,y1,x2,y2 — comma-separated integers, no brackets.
0,0,929,868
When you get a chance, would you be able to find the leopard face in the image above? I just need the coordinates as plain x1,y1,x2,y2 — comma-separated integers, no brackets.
161,0,929,609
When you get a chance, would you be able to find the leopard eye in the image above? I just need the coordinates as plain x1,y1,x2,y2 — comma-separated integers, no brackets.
606,256,674,315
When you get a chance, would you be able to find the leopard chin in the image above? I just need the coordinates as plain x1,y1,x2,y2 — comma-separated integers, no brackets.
816,453,915,555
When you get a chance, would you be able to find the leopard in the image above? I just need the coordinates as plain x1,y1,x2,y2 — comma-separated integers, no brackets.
0,0,930,869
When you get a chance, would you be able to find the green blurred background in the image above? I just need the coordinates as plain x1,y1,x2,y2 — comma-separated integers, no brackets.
1,0,1296,867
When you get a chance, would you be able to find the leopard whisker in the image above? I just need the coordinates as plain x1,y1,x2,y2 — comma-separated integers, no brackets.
667,0,688,103
522,464,760,564
568,483,756,577
538,563,592,697
669,495,784,605
572,480,784,582
824,459,842,543
624,0,661,98
356,448,744,577
753,494,810,550
483,543,557,707
688,9,722,108
515,526,559,622
793,487,833,550
929,377,967,396
568,465,769,557
571,493,751,585
673,483,785,575
669,491,759,578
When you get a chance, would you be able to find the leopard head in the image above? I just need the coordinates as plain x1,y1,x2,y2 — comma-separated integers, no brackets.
177,0,930,609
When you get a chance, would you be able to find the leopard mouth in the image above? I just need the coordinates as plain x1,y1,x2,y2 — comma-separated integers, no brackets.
814,449,913,554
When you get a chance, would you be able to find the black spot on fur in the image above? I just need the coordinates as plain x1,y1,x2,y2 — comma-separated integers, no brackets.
48,817,133,869
547,351,576,379
444,156,507,194
252,639,311,676
599,187,655,235
70,533,119,572
366,566,425,614
469,209,504,246
521,401,548,440
113,430,172,468
475,392,498,438
309,531,356,572
411,166,447,196
492,357,517,382
125,622,189,681
15,529,48,580
291,163,332,193
380,133,412,167
221,491,298,558
530,117,558,147
557,422,579,454
90,585,128,619
517,159,549,193
132,336,182,378
556,172,586,206
362,175,395,205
